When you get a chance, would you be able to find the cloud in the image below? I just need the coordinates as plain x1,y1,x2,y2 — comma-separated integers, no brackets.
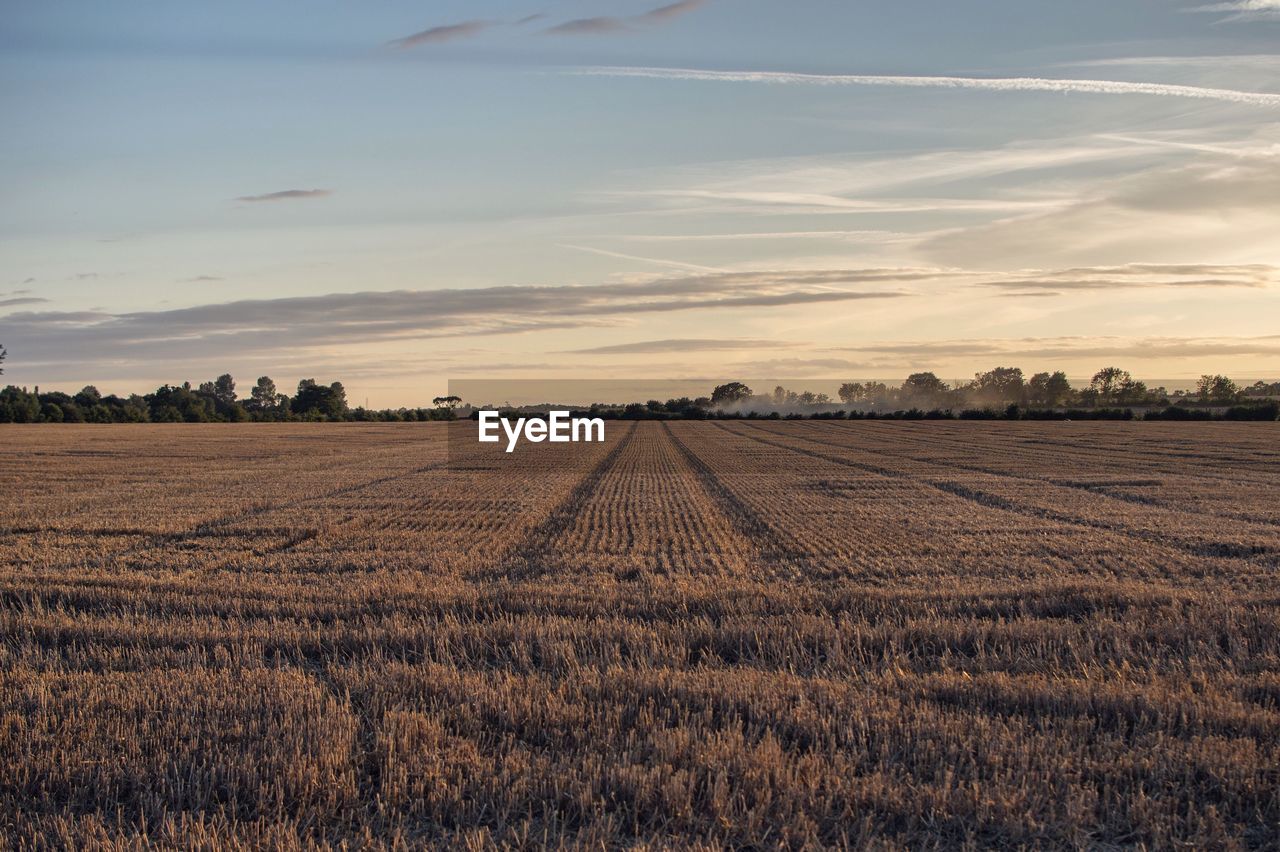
1049,264,1275,276
1095,134,1279,159
546,0,707,35
566,338,795,355
835,335,1280,362
557,243,726,272
387,20,496,49
1187,1,1280,22
235,189,331,203
179,275,224,283
0,297,49,309
571,66,1280,107
614,229,914,243
546,17,630,35
1062,54,1280,70
732,357,879,375
638,0,708,22
629,188,1062,214
977,264,1277,292
922,154,1280,267
605,136,1169,223
0,269,909,367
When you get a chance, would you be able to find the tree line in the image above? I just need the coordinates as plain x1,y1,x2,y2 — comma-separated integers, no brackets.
698,367,1278,421
485,367,1277,424
1,344,1276,424
0,371,460,424
706,368,1277,410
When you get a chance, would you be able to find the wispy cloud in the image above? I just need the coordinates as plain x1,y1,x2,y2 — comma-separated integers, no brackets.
571,66,1280,107
1062,54,1280,70
978,264,1277,292
566,338,795,355
732,357,878,374
614,230,914,243
387,20,497,49
547,0,707,35
834,335,1280,362
0,269,909,366
638,0,708,22
629,188,1065,215
1096,133,1279,158
0,297,49,309
922,153,1280,267
1187,1,1280,22
235,189,331,203
557,243,727,272
604,137,1158,223
547,17,630,35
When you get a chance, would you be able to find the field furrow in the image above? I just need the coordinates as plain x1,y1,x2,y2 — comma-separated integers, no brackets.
3,421,1278,849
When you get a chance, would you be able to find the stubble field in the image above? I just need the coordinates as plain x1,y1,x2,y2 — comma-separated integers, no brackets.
2,421,1278,849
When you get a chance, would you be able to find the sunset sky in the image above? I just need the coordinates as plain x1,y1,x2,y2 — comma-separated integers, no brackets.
3,0,1279,406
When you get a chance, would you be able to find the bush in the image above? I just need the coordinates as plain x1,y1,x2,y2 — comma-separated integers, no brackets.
1145,407,1214,422
1224,402,1279,422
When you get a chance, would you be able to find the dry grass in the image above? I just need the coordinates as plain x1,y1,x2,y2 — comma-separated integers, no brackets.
2,421,1278,849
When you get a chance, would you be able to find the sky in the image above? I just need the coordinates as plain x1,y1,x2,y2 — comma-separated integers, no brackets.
2,0,1279,406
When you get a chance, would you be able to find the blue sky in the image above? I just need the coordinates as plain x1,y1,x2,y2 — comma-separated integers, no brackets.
2,1,1279,404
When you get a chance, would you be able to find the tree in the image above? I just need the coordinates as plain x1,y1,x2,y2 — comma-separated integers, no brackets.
147,384,215,422
195,374,244,420
248,376,278,413
213,374,236,405
840,381,892,405
1243,380,1280,398
1090,367,1131,403
901,372,949,406
972,367,1025,405
432,395,463,410
1027,371,1072,407
838,382,864,404
74,386,102,409
0,343,6,375
330,381,348,413
1197,374,1239,404
292,379,348,420
710,382,752,406
0,386,39,422
1114,377,1150,406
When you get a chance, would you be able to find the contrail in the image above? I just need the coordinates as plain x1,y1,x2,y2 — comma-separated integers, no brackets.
557,244,729,273
569,66,1280,108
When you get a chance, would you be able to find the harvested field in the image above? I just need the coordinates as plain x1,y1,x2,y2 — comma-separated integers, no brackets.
2,421,1279,848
